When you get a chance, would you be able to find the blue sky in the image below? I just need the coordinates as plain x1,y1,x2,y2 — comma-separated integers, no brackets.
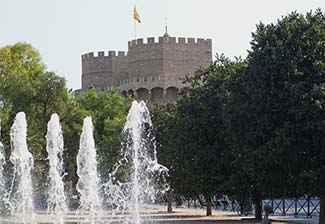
0,0,324,90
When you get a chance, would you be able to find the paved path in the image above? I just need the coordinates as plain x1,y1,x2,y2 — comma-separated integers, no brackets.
0,204,319,223
145,205,319,224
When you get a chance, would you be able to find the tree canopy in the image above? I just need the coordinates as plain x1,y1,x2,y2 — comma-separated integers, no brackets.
152,10,325,220
0,43,131,191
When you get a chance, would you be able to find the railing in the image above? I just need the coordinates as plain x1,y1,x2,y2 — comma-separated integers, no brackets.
157,194,320,218
263,198,320,218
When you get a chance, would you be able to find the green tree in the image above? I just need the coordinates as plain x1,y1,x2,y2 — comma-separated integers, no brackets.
0,43,68,153
152,56,245,216
0,43,45,113
151,102,178,212
73,89,131,182
0,43,69,194
60,94,88,187
0,42,132,201
224,10,325,220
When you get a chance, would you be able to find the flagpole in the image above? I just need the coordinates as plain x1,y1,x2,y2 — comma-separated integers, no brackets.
165,0,168,34
133,4,141,41
134,5,137,40
134,19,136,40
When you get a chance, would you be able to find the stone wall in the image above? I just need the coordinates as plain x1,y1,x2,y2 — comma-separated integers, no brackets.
81,34,212,103
127,38,164,82
81,51,127,90
162,37,212,79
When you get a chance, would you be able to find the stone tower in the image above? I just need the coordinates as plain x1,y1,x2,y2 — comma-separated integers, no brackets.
80,33,212,103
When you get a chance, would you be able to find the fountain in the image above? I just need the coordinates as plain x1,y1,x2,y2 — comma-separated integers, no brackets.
76,116,102,223
9,112,35,223
46,113,67,224
0,101,168,223
0,120,8,215
104,100,168,224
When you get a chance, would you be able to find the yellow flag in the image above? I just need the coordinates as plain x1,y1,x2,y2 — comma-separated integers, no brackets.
134,6,141,23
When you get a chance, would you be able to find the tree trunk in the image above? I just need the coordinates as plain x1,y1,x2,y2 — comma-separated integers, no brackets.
176,194,182,207
205,194,212,216
196,194,204,207
255,197,262,220
167,190,173,213
320,196,324,224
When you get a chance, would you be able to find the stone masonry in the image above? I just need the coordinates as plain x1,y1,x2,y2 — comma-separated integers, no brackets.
80,32,212,103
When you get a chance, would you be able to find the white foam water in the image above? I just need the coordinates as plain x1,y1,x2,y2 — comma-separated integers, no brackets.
46,113,67,224
0,120,8,215
9,112,35,223
76,116,102,223
104,101,168,224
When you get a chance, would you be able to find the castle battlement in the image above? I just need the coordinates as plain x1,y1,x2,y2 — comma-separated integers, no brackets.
81,33,212,104
128,36,212,48
82,51,127,60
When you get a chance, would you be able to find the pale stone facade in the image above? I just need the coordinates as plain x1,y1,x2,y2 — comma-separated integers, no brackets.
80,33,212,103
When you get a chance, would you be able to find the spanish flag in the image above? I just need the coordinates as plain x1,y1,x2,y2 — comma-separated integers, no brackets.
134,6,141,23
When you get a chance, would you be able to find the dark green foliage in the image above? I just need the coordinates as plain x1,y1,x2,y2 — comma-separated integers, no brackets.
151,103,179,189
57,89,131,185
152,56,246,215
225,10,325,201
225,10,325,219
74,89,131,182
152,10,325,220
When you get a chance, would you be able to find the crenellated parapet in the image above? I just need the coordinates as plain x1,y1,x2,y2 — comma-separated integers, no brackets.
82,51,127,60
126,35,212,81
81,50,128,90
127,37,212,48
82,51,127,76
80,33,212,103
